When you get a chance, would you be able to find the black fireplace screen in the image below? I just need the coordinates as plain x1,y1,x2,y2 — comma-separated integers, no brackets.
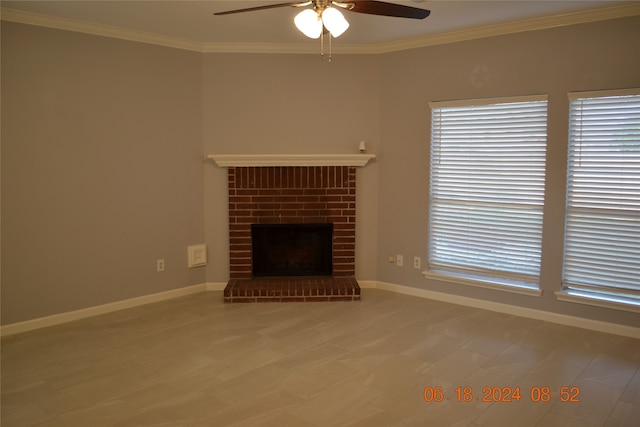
251,223,333,277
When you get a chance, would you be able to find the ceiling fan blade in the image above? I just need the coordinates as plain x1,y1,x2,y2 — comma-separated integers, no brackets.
214,2,309,16
346,1,430,19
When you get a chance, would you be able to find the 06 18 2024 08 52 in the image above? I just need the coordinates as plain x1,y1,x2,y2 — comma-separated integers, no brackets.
423,385,581,403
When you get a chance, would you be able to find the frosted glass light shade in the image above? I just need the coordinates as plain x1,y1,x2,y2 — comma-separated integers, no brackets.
294,9,322,39
322,7,349,38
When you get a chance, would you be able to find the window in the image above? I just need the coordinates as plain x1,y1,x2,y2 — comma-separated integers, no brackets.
560,89,640,311
427,95,548,295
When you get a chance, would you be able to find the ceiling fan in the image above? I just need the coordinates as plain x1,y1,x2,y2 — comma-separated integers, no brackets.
214,1,431,59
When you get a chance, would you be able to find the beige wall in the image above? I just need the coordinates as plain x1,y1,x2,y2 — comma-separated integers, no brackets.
1,22,205,324
376,16,640,327
2,15,639,327
201,53,380,283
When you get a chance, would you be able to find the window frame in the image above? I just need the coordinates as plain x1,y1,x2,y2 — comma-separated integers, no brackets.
556,88,640,313
425,94,548,297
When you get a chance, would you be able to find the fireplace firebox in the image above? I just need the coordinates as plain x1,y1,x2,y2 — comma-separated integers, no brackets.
251,223,333,277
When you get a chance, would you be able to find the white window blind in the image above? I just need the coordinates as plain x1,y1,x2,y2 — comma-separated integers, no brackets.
563,90,640,307
429,95,548,289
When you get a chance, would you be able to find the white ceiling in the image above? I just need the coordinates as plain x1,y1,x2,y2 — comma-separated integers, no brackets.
2,1,638,52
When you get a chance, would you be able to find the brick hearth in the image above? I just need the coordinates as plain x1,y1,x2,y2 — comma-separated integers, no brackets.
224,277,360,303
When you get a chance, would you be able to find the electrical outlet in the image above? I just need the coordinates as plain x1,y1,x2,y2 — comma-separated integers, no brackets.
156,259,165,272
388,255,395,263
414,256,421,269
396,254,404,267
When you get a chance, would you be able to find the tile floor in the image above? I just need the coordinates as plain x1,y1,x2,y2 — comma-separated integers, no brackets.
1,289,639,426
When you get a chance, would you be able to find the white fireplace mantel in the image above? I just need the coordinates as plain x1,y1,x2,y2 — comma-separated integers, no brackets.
207,154,376,168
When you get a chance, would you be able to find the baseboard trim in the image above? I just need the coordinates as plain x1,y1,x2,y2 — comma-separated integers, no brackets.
3,280,638,339
373,281,640,339
356,280,378,289
205,281,228,291
0,283,214,337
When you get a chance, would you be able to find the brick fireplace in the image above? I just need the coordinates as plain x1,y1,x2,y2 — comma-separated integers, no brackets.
209,154,375,303
228,165,357,279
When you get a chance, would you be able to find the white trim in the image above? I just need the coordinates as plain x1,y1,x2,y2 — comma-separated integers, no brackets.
555,290,640,314
567,87,640,100
374,3,640,54
429,94,548,109
205,281,228,291
0,283,210,337
207,154,376,167
356,280,378,289
200,42,328,55
1,280,637,339
2,3,639,54
422,270,542,298
372,281,640,339
0,8,207,52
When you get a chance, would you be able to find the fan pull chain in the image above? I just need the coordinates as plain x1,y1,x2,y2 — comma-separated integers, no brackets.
320,30,333,62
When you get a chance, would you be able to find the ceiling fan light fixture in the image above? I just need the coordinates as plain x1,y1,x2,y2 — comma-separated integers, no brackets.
294,9,322,39
321,7,349,38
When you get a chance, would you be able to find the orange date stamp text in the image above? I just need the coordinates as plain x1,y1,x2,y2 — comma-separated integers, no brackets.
423,386,581,403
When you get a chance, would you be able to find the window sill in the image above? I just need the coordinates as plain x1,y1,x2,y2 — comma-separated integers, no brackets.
423,269,542,297
555,289,640,313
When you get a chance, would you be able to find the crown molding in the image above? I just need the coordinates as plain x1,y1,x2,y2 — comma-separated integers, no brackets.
3,3,640,55
201,42,318,55
1,7,207,52
372,2,640,54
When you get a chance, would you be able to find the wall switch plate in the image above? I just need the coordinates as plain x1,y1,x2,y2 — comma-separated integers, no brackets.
396,254,404,267
156,259,165,272
188,244,208,268
414,256,421,269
